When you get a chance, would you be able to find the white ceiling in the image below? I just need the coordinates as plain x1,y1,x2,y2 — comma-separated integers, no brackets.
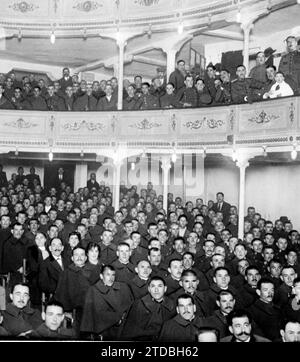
0,2,300,78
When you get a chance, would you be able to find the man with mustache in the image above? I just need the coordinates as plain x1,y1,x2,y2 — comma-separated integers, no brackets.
279,36,300,94
38,238,67,299
2,283,42,337
221,309,270,342
249,278,282,341
159,294,204,342
203,290,236,339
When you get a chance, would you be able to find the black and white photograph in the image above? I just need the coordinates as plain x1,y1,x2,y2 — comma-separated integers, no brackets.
0,0,300,355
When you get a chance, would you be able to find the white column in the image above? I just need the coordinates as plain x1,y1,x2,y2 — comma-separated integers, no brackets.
166,49,177,82
241,23,253,76
117,40,126,110
74,162,88,191
236,158,249,240
112,160,122,212
161,156,171,214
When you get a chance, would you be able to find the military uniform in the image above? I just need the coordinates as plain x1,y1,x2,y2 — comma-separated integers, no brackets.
159,93,179,108
159,314,203,342
122,293,175,341
2,303,43,336
231,78,264,104
30,323,76,340
279,50,300,93
168,69,185,93
73,94,97,111
138,94,159,110
96,95,117,111
80,279,133,339
45,94,66,111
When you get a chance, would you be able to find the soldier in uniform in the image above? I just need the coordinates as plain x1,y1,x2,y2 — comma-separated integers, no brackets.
231,65,264,104
73,83,97,111
168,59,186,93
45,84,66,111
279,36,300,94
137,82,159,110
80,265,133,340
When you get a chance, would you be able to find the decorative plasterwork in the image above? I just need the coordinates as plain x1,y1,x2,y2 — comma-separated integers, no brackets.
73,1,103,12
4,118,37,128
171,114,177,131
134,0,160,6
62,120,105,132
0,0,270,32
248,110,279,124
289,102,295,124
9,1,39,13
129,119,161,130
184,117,225,130
111,115,118,133
229,109,235,131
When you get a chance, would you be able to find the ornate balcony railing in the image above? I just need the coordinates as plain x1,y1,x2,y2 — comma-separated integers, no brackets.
0,96,298,155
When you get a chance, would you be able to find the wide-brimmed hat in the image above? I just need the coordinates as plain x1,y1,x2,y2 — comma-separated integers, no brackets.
264,47,276,57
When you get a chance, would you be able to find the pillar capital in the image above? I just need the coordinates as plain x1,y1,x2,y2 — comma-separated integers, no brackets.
160,33,193,54
240,22,254,33
236,158,249,170
161,155,171,172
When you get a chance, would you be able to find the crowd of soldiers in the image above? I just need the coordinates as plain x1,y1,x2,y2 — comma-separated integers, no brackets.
0,165,299,341
0,35,299,112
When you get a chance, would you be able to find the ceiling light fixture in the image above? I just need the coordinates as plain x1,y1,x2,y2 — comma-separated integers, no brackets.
178,21,184,35
147,24,152,38
291,145,298,160
171,150,177,163
49,149,53,162
18,28,22,41
50,30,56,44
262,145,267,157
232,148,237,162
236,9,241,23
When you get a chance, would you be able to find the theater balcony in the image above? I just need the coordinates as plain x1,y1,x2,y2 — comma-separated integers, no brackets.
0,96,297,156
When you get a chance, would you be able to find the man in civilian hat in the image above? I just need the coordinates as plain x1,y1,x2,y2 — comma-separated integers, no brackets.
279,35,300,94
264,47,276,67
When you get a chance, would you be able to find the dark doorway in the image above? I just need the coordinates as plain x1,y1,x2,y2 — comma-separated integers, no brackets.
43,161,75,192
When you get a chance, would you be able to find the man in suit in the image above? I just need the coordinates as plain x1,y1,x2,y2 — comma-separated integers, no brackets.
87,173,100,192
212,192,231,225
96,84,117,111
26,167,41,190
58,67,73,93
0,164,8,187
54,167,67,192
38,238,66,298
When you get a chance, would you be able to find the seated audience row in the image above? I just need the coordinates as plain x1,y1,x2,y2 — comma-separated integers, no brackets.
0,35,299,111
0,165,299,341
